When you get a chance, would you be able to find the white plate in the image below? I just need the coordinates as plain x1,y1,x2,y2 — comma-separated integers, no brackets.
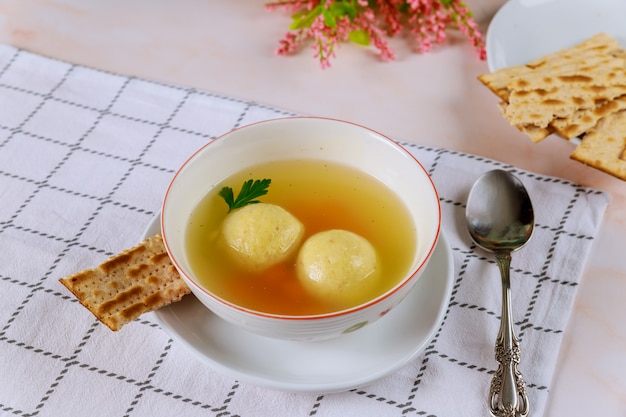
487,0,626,71
143,214,454,393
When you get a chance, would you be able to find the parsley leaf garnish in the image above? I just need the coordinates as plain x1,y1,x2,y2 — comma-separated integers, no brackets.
219,178,271,213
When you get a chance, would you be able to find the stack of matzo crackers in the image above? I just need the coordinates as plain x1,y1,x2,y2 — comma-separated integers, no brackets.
479,33,626,181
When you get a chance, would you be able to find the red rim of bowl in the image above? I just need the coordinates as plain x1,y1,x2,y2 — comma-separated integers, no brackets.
161,116,441,321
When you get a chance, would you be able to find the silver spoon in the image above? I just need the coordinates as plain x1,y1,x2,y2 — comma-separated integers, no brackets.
465,169,534,417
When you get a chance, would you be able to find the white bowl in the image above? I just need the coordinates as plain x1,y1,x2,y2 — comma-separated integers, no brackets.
161,117,441,341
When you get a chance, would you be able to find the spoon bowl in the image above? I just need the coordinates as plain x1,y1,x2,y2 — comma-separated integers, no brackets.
466,169,534,252
466,169,534,417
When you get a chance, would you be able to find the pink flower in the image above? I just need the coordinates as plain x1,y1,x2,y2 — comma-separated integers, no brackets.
267,0,486,68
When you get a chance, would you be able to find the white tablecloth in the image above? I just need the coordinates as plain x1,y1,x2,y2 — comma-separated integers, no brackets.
0,44,609,417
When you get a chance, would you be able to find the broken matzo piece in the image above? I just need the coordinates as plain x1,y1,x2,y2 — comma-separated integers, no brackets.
570,110,626,180
505,60,626,111
59,234,190,331
525,32,621,70
503,58,626,128
478,33,622,101
497,101,553,142
551,95,626,139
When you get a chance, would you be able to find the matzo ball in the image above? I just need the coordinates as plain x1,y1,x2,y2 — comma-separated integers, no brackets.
296,229,378,302
221,203,304,271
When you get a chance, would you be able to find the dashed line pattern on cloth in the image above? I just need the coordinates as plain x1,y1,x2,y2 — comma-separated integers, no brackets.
0,44,608,417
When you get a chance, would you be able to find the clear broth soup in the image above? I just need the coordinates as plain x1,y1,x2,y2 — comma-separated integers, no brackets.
185,159,416,315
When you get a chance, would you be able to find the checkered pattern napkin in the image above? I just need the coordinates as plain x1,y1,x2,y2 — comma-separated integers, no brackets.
0,44,609,417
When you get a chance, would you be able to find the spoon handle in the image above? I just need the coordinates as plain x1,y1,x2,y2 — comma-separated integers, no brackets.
490,251,529,417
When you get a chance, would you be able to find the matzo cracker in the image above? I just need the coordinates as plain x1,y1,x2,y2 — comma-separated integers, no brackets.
59,234,190,331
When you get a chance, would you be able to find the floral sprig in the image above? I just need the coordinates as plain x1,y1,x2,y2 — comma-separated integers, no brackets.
266,0,486,69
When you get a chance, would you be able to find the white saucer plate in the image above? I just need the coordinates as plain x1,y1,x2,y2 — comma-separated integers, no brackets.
143,214,454,393
487,0,626,71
